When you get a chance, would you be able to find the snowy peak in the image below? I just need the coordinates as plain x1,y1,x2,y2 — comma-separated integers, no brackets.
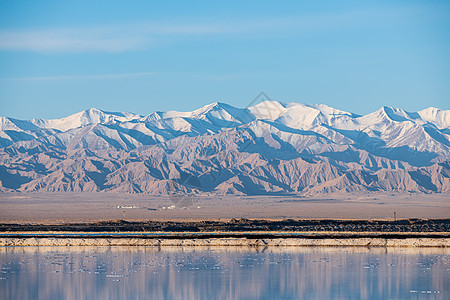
376,106,424,123
247,101,362,130
418,107,450,129
249,100,288,120
10,101,448,134
0,117,41,131
140,102,254,135
1,101,448,153
30,108,141,131
196,102,254,125
144,102,251,123
359,106,450,129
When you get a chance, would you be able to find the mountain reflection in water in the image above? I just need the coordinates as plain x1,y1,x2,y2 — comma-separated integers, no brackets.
0,246,448,299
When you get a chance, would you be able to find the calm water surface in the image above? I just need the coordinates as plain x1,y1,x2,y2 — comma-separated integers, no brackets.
0,246,448,299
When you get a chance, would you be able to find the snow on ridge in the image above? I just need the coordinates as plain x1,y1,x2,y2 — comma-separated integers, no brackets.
0,116,41,131
3,101,448,135
30,108,141,131
418,107,450,129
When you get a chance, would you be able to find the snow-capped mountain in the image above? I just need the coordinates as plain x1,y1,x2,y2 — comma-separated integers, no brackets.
1,101,449,195
30,108,142,131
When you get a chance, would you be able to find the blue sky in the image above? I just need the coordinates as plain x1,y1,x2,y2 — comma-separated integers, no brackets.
0,0,449,119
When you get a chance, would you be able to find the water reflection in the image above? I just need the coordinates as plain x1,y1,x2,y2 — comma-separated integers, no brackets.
1,247,448,299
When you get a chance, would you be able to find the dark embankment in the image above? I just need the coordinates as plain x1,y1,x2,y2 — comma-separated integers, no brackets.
1,218,449,233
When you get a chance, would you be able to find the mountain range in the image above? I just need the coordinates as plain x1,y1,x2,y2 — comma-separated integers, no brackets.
1,101,449,195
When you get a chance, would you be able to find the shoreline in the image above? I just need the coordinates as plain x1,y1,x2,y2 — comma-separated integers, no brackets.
1,231,449,247
2,219,448,247
1,238,448,248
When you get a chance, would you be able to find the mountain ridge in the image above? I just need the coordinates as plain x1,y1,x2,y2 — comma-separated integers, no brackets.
1,101,449,195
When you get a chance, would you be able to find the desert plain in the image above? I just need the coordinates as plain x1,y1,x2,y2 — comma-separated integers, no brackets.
0,192,448,224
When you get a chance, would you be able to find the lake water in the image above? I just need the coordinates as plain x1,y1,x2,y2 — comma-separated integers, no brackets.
0,246,448,299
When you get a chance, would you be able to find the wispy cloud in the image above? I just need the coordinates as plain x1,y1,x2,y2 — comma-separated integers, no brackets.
0,29,151,53
0,22,249,53
0,6,424,54
1,72,155,81
1,71,261,82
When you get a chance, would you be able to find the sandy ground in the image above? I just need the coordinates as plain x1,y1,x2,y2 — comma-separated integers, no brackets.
0,192,449,224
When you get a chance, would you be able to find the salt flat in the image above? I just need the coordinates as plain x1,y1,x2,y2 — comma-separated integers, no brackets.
0,192,448,223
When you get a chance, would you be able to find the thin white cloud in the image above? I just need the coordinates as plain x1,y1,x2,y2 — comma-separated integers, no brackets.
0,22,248,53
0,6,424,54
1,72,155,81
0,29,150,53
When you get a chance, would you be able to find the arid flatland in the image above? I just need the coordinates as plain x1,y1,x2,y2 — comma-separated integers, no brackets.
1,192,449,224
